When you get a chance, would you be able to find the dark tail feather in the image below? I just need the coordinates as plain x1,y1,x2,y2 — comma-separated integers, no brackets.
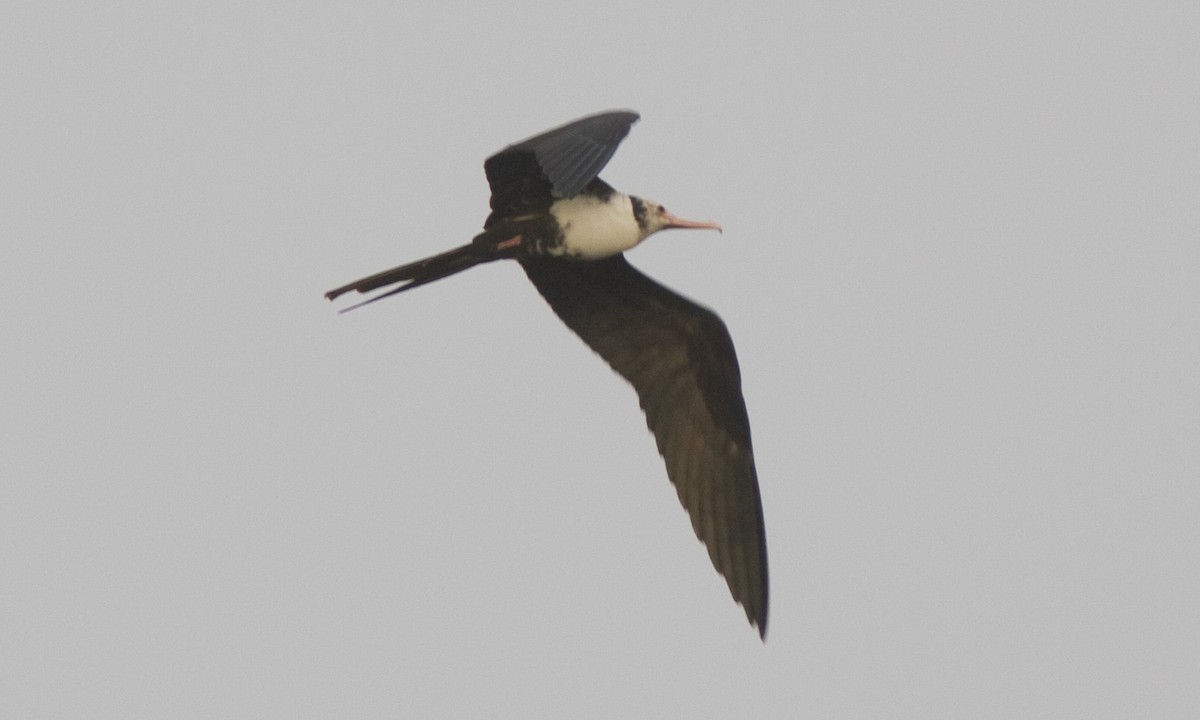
325,242,493,313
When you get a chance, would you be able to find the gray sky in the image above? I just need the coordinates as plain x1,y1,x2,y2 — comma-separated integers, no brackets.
3,1,1198,717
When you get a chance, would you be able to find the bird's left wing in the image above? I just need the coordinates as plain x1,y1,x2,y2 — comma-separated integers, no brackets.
519,254,769,637
484,111,640,219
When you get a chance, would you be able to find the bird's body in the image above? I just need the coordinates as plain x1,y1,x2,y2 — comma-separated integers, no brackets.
548,185,644,258
327,111,770,638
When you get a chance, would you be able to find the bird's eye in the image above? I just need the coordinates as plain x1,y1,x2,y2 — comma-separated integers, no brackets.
657,205,666,214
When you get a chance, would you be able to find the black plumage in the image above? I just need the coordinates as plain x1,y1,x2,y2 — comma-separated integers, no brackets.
520,255,768,633
327,110,769,638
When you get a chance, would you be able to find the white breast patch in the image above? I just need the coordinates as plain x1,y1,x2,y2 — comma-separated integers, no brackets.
550,193,643,259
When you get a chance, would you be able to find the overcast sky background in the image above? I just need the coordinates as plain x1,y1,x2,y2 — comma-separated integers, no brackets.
3,2,1198,718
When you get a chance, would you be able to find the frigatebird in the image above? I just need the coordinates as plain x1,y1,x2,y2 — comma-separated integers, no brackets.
326,111,769,638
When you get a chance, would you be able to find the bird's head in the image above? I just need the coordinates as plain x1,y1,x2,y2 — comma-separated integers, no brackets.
631,196,723,240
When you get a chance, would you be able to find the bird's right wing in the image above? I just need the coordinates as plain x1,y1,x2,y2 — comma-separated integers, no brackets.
520,254,769,638
484,110,639,221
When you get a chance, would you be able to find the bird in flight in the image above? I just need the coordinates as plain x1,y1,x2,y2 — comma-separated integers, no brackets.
326,110,769,638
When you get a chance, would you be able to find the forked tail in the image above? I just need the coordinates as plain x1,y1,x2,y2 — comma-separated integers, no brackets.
325,240,499,313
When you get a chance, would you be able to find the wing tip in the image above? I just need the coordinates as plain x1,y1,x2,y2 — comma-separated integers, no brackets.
748,602,769,641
